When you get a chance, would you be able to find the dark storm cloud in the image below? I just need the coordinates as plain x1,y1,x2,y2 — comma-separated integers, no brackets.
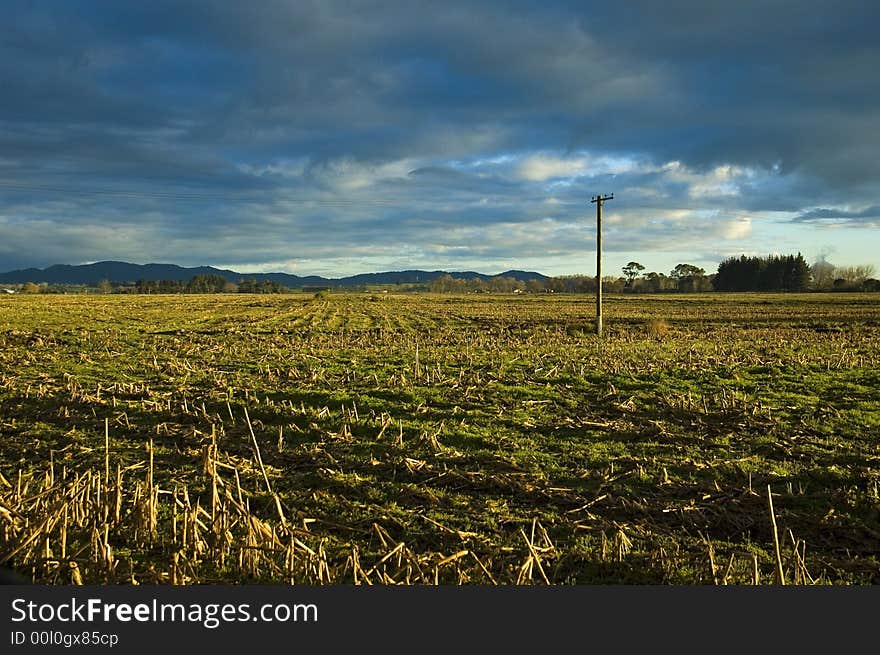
793,205,880,224
564,2,880,190
1,0,878,273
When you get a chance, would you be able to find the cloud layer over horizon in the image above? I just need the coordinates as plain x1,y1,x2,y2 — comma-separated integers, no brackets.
1,1,878,277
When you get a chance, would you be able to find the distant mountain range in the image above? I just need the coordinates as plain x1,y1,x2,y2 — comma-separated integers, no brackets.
0,261,549,287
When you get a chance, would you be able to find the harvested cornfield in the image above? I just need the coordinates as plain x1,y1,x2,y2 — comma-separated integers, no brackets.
1,292,878,584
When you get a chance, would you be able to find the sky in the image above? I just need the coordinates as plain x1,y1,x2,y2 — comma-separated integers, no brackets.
1,0,878,278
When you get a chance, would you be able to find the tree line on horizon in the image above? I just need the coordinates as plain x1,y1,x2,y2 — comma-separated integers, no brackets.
130,274,287,294
8,274,288,295
6,255,878,295
431,254,878,293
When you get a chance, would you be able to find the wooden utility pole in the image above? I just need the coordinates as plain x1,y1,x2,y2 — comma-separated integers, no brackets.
590,193,613,337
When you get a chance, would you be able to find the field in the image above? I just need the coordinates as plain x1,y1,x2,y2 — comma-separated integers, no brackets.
1,292,878,585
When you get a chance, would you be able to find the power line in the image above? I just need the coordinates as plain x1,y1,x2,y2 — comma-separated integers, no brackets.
0,182,399,205
0,180,594,208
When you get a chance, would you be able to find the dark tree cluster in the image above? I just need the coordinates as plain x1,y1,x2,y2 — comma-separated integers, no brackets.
134,279,186,294
132,275,284,294
236,278,286,293
713,254,811,292
428,275,528,293
186,274,230,293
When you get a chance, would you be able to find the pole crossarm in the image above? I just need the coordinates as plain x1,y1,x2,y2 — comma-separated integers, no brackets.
590,194,614,204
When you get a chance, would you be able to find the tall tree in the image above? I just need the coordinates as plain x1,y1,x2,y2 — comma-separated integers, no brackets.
670,264,705,279
670,263,708,292
622,262,645,285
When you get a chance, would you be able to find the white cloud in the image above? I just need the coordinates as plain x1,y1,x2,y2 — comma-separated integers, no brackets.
238,158,308,178
516,151,649,182
309,157,419,191
659,161,754,199
721,217,752,240
518,155,589,181
689,165,748,198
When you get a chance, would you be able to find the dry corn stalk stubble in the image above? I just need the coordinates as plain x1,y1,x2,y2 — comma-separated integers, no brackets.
1,292,878,585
